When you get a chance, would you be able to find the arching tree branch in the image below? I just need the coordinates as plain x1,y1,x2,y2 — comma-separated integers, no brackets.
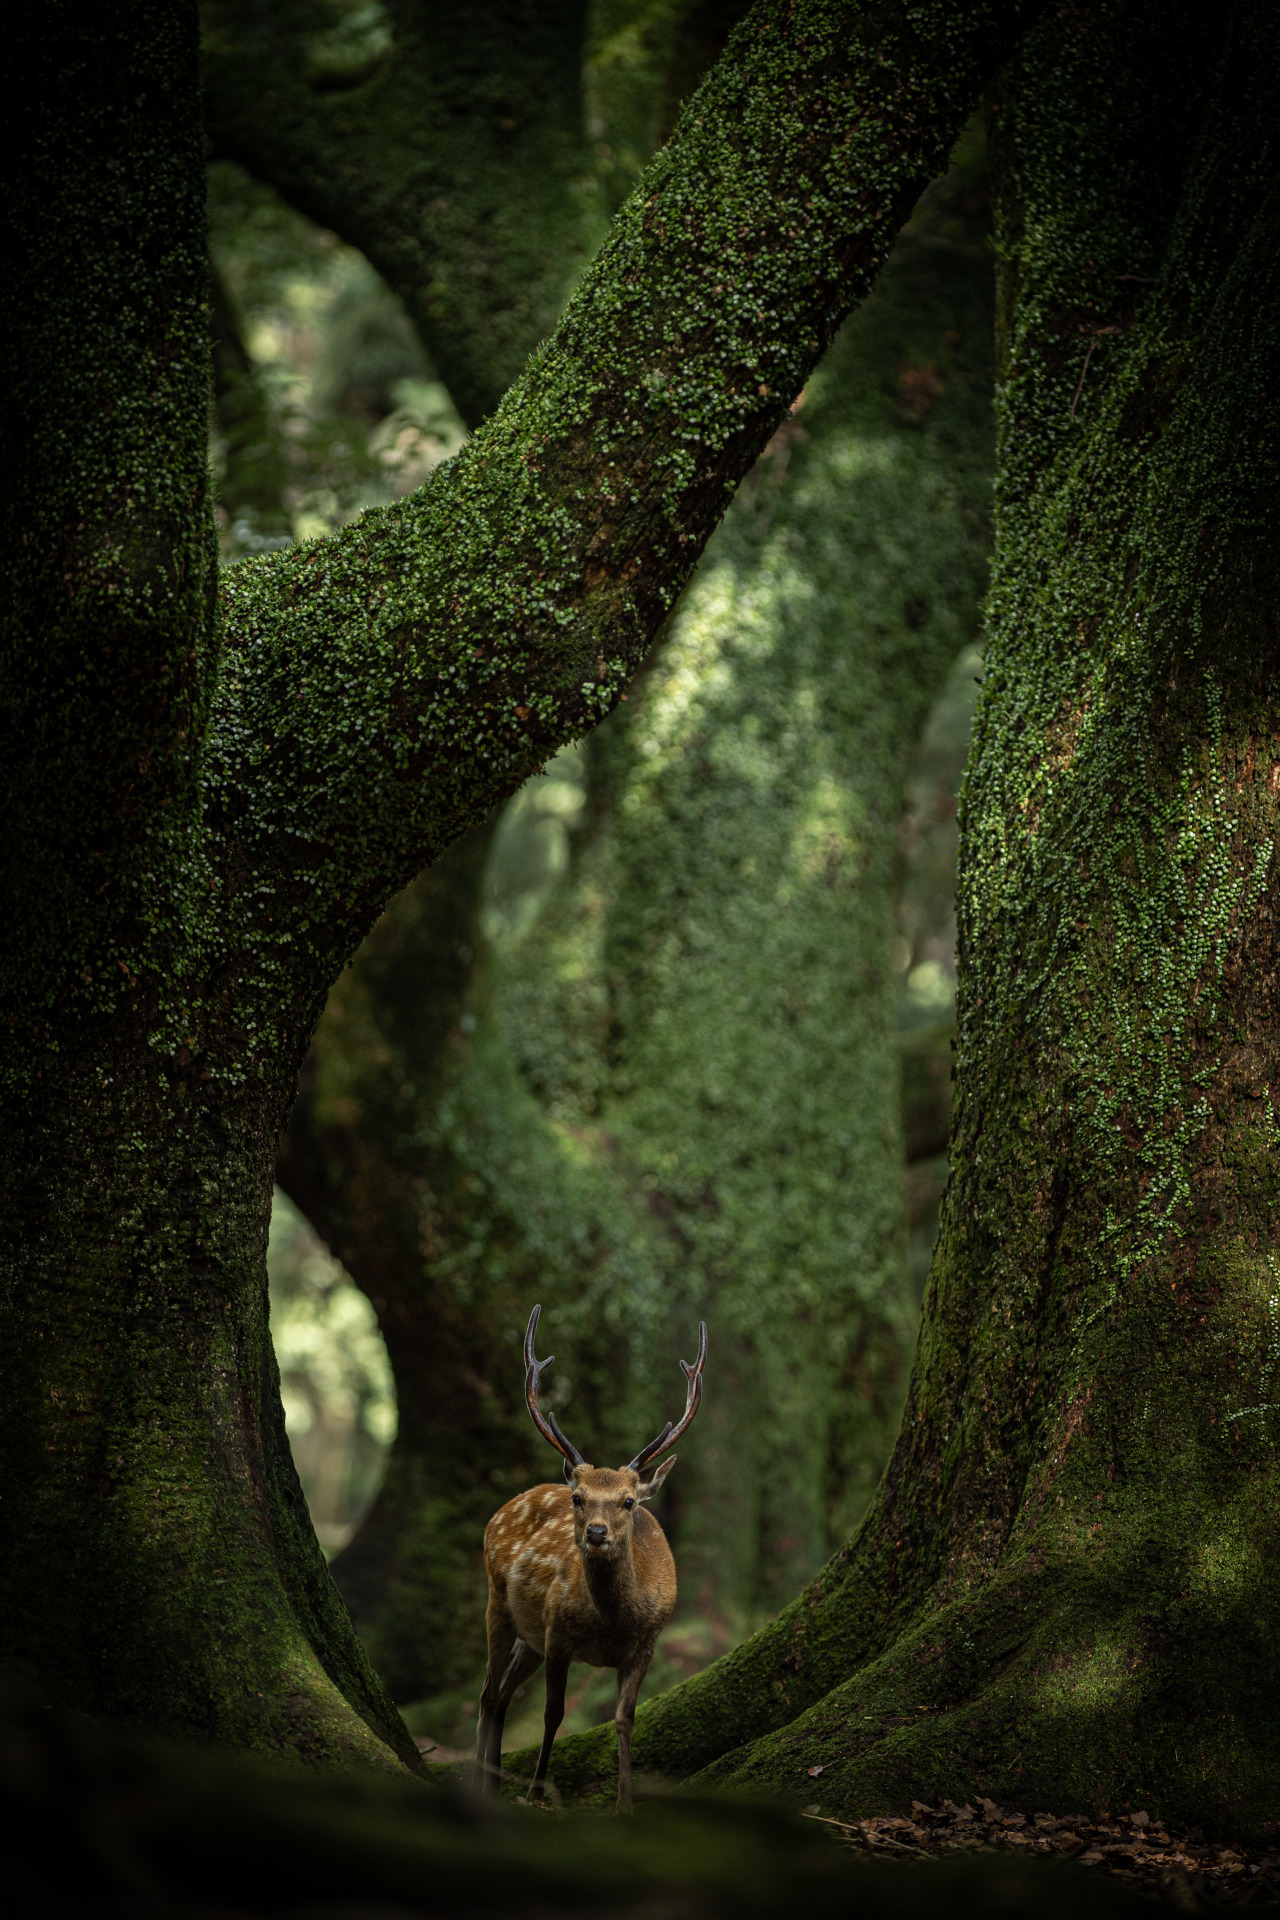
210,0,1031,1048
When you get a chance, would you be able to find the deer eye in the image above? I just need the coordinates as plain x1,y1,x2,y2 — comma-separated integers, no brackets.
571,1494,581,1507
624,1498,635,1511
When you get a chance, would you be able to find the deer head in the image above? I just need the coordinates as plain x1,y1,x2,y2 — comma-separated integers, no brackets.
564,1464,670,1559
523,1305,706,1556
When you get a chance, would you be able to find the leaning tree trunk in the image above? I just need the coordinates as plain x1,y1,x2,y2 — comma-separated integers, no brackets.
527,0,1280,1841
1,0,1026,1765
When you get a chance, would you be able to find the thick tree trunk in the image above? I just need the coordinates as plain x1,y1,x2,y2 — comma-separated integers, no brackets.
0,1,416,1770
529,0,1280,1840
2,1061,418,1769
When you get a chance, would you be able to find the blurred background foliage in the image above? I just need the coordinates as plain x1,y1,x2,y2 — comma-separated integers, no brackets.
267,1192,397,1556
207,0,989,1764
207,158,466,558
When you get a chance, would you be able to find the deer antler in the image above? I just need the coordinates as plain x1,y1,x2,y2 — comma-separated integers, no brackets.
524,1305,586,1479
627,1321,707,1470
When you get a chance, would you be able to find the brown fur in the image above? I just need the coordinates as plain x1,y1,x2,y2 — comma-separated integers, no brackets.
473,1457,677,1811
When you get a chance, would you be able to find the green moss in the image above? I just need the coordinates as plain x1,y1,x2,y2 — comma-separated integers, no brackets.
1,2,218,1071
4,1683,1158,1920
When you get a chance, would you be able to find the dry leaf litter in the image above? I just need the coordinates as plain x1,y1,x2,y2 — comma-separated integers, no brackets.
800,1796,1280,1906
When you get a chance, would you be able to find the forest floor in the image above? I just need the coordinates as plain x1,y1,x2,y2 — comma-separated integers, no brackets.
804,1798,1280,1906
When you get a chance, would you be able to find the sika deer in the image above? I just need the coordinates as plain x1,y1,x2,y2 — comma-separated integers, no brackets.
474,1304,707,1812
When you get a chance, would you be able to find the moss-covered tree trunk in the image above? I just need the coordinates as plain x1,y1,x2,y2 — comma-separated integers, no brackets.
530,0,1280,1839
2,0,1023,1761
0,0,415,1772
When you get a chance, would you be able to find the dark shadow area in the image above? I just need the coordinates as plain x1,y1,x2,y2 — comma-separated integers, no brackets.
0,1680,1154,1918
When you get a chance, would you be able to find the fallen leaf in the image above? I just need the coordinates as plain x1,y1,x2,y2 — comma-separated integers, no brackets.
807,1765,824,1777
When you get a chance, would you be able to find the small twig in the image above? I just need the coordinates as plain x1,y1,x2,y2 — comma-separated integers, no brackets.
1069,341,1095,424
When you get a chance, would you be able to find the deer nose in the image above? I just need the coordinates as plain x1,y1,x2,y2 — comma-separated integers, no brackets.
585,1523,608,1545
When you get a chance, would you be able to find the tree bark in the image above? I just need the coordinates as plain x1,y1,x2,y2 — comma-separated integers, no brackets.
1,0,1027,1763
523,0,1280,1839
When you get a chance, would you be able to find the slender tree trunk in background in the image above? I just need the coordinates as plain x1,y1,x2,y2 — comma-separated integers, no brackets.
208,261,293,542
536,0,1280,1838
517,149,997,1628
3,0,1024,1762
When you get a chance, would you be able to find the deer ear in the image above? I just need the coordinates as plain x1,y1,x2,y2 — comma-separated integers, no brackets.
635,1454,676,1501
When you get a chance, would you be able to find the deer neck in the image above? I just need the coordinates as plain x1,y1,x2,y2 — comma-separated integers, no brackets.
581,1537,638,1617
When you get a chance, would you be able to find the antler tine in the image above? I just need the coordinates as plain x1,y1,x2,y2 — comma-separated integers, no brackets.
523,1305,586,1476
627,1321,708,1470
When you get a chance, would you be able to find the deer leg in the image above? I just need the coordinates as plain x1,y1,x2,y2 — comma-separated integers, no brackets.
474,1600,520,1793
484,1637,543,1790
527,1649,571,1801
614,1644,654,1815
